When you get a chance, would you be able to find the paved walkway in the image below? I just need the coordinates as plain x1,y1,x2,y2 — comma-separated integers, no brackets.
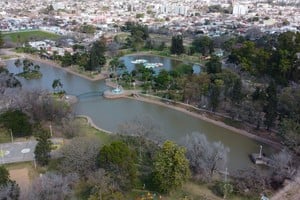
0,138,64,164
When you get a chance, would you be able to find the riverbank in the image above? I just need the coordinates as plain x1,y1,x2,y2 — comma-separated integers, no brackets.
123,93,282,149
2,49,281,149
76,115,112,134
1,49,108,82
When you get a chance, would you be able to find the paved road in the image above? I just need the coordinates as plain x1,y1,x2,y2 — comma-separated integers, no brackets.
0,138,64,164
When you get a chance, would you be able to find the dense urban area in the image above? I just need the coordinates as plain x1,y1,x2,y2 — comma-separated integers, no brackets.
0,0,300,200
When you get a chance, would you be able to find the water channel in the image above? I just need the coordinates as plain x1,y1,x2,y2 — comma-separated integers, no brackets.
5,57,275,171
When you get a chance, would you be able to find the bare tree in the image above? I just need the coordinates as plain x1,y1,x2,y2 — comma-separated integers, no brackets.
26,172,78,200
185,132,230,182
14,89,73,123
59,136,101,176
60,118,83,138
85,169,122,199
107,41,120,58
118,116,162,158
0,181,20,200
231,167,271,195
117,115,161,142
0,69,21,94
270,149,297,188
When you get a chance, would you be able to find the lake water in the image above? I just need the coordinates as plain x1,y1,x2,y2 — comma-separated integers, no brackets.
120,54,201,74
5,58,275,171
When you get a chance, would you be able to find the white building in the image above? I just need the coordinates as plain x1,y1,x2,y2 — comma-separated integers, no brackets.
233,4,248,16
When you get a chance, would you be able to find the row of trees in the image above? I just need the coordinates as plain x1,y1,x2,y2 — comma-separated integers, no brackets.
228,32,300,85
118,31,300,154
24,116,297,199
58,38,106,71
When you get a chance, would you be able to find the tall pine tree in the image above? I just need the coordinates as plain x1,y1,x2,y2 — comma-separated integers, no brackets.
264,81,278,130
171,35,184,55
34,129,52,166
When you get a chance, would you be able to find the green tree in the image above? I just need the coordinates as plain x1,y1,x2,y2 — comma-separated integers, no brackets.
14,59,22,73
22,59,33,72
205,56,222,74
152,141,190,193
34,129,52,166
264,81,278,130
279,118,300,153
61,51,74,67
97,141,137,191
191,36,214,56
171,35,184,55
79,24,96,34
52,79,63,93
0,166,9,186
230,78,242,104
209,83,221,112
0,31,3,48
86,39,106,71
0,110,32,137
154,69,172,90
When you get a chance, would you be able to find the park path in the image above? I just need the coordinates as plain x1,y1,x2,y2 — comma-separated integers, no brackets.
0,138,64,164
271,172,300,200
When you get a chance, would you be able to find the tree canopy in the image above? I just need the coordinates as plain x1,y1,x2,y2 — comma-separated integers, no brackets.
34,129,52,166
171,35,184,55
97,141,137,191
0,110,32,137
152,141,190,193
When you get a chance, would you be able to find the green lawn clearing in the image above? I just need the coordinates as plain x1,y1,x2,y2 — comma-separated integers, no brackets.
3,30,61,43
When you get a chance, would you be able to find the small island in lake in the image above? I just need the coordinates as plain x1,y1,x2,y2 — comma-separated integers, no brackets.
15,58,42,80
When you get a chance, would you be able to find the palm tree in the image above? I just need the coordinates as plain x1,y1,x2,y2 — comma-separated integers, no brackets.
14,59,22,73
34,64,40,71
52,79,63,93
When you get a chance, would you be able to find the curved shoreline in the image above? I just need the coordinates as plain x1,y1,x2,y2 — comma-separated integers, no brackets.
1,49,107,81
2,50,281,149
76,115,112,134
123,95,282,149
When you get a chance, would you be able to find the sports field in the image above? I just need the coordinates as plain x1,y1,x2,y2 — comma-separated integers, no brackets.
3,30,61,43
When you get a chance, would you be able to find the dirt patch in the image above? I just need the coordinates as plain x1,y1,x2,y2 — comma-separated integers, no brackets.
271,173,300,200
9,168,30,194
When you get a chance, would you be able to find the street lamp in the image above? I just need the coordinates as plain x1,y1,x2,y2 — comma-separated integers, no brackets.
259,145,262,158
49,124,53,137
10,129,13,143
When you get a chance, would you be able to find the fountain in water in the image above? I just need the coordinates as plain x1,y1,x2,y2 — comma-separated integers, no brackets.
112,85,123,94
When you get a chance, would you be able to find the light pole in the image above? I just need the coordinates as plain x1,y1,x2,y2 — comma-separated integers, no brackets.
224,167,228,183
10,129,13,143
259,145,262,158
49,124,53,137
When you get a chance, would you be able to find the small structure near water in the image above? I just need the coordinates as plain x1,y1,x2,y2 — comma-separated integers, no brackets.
249,145,271,166
63,95,78,104
104,85,126,99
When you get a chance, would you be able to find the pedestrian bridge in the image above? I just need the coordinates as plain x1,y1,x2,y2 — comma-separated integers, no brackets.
74,90,105,99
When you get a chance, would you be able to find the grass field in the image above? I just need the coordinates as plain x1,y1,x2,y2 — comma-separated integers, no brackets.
0,128,11,143
3,30,61,43
74,117,111,144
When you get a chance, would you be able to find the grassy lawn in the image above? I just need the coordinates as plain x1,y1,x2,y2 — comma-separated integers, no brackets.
128,182,223,200
0,54,19,60
74,117,111,144
0,128,11,143
16,70,43,80
165,182,223,200
3,30,61,43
